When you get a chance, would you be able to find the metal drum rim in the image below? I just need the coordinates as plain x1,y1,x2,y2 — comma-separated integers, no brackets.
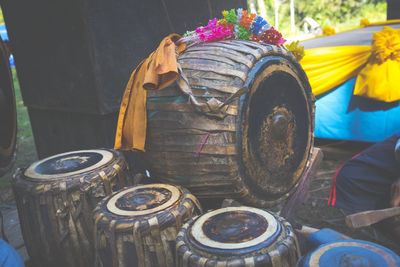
307,239,400,267
190,206,278,250
106,183,181,217
24,149,114,180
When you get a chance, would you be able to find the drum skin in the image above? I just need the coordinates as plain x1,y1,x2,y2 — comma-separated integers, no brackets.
297,239,400,267
146,40,315,208
176,206,300,267
93,184,202,267
0,36,17,177
12,149,131,267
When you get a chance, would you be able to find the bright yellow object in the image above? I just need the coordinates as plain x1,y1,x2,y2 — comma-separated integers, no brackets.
114,34,186,151
322,26,336,36
354,27,400,102
300,46,371,96
360,18,370,27
286,40,305,61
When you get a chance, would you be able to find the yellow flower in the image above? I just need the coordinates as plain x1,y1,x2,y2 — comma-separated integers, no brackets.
360,18,370,27
222,10,228,18
285,41,305,61
372,26,400,64
322,25,336,36
217,19,226,25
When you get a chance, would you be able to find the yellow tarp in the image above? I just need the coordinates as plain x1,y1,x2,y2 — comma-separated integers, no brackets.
300,26,400,102
300,46,371,96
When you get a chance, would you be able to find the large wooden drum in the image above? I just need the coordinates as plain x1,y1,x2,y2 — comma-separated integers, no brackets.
176,206,300,267
146,40,314,207
297,239,400,267
0,36,17,177
12,149,131,267
93,183,202,267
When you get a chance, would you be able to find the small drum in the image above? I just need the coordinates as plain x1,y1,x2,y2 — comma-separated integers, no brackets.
12,149,131,267
297,239,400,267
176,206,300,267
93,183,202,267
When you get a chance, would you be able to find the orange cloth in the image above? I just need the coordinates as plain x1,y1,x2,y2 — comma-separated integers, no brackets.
114,34,186,151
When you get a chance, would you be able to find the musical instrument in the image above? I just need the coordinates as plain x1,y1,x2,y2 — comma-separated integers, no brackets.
12,149,131,267
146,40,314,208
297,239,400,267
0,36,17,177
176,206,300,266
93,183,202,267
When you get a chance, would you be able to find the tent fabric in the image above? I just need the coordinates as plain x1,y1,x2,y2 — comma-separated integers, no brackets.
301,27,400,102
300,46,371,96
315,78,400,142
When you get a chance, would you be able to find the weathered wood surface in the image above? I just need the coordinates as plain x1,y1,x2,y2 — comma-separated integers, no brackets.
176,207,300,267
12,149,131,267
146,40,315,208
94,184,202,267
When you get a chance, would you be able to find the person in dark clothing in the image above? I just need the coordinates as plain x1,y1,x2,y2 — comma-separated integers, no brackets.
328,131,400,242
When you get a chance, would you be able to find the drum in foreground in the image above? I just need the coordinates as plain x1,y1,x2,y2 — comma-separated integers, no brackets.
12,149,131,267
93,183,202,267
146,40,314,208
176,206,300,267
297,239,400,267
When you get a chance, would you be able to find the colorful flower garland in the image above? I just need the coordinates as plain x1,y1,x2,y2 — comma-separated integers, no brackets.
180,8,286,47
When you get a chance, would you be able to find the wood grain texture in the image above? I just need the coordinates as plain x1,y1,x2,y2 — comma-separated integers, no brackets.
93,184,202,267
146,40,314,208
12,149,131,267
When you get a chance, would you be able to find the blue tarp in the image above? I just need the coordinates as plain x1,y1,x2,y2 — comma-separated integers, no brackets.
0,24,14,66
315,77,400,142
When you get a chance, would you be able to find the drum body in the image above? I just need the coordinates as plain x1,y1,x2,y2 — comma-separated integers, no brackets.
12,149,131,267
93,183,202,267
0,36,17,176
146,40,314,207
297,239,400,267
176,206,300,267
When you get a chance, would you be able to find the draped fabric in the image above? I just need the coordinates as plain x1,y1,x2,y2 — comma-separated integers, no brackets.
300,46,371,96
114,34,186,151
301,25,400,103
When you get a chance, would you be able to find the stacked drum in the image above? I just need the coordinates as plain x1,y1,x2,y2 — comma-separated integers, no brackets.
176,206,300,267
93,184,201,267
13,149,131,267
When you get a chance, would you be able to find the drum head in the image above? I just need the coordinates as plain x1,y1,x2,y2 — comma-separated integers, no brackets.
0,36,17,177
240,58,313,200
24,149,114,181
301,240,400,267
188,206,280,254
106,184,181,217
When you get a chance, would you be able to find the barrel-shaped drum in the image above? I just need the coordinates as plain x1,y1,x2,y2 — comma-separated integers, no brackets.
93,183,202,267
297,239,400,267
13,149,131,267
176,206,300,267
146,40,314,207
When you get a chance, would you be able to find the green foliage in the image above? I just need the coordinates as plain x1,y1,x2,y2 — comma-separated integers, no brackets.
0,7,4,25
0,68,38,191
251,0,387,37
